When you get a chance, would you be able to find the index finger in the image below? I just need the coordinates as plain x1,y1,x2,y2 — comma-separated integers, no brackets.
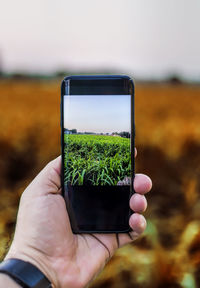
133,173,152,194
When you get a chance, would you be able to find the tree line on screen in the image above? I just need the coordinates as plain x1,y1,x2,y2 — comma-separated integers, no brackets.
64,128,130,138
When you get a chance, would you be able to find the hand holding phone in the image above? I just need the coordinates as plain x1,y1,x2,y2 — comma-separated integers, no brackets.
5,156,151,288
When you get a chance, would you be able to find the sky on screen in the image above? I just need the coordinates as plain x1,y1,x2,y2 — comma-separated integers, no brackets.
64,95,130,134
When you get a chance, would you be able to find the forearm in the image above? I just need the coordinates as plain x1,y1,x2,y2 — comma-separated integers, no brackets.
0,274,21,288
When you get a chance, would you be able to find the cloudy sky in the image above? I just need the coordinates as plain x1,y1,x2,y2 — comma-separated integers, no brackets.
0,0,200,80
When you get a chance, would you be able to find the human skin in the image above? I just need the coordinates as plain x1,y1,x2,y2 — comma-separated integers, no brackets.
4,153,152,288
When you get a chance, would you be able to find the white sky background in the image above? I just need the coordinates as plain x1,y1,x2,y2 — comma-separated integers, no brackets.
0,0,200,80
64,95,130,134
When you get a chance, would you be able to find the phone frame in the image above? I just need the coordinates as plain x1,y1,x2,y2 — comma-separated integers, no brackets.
61,75,135,233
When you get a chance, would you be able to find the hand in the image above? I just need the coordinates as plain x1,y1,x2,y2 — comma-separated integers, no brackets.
5,153,152,288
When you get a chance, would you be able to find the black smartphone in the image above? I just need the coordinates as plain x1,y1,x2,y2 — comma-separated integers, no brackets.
61,75,135,233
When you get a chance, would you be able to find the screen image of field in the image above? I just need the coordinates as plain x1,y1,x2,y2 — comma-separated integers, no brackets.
64,95,131,186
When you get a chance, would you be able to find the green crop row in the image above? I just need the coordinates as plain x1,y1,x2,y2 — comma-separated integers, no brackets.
64,134,131,185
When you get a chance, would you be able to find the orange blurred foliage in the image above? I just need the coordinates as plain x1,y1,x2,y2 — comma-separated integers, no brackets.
0,79,200,287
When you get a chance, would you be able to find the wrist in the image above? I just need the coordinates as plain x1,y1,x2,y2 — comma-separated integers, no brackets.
5,245,57,288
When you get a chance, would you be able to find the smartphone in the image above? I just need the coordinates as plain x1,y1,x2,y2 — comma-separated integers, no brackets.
61,75,134,233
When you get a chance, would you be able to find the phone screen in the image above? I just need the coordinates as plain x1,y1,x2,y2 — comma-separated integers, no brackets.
61,76,134,233
64,95,131,186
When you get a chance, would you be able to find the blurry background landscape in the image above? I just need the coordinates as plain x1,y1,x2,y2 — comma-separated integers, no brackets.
0,0,200,287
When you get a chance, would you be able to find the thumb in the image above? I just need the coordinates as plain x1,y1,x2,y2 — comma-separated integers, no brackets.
24,156,62,197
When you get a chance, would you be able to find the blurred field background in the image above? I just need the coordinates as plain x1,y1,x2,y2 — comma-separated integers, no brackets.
0,78,200,288
1,0,200,287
